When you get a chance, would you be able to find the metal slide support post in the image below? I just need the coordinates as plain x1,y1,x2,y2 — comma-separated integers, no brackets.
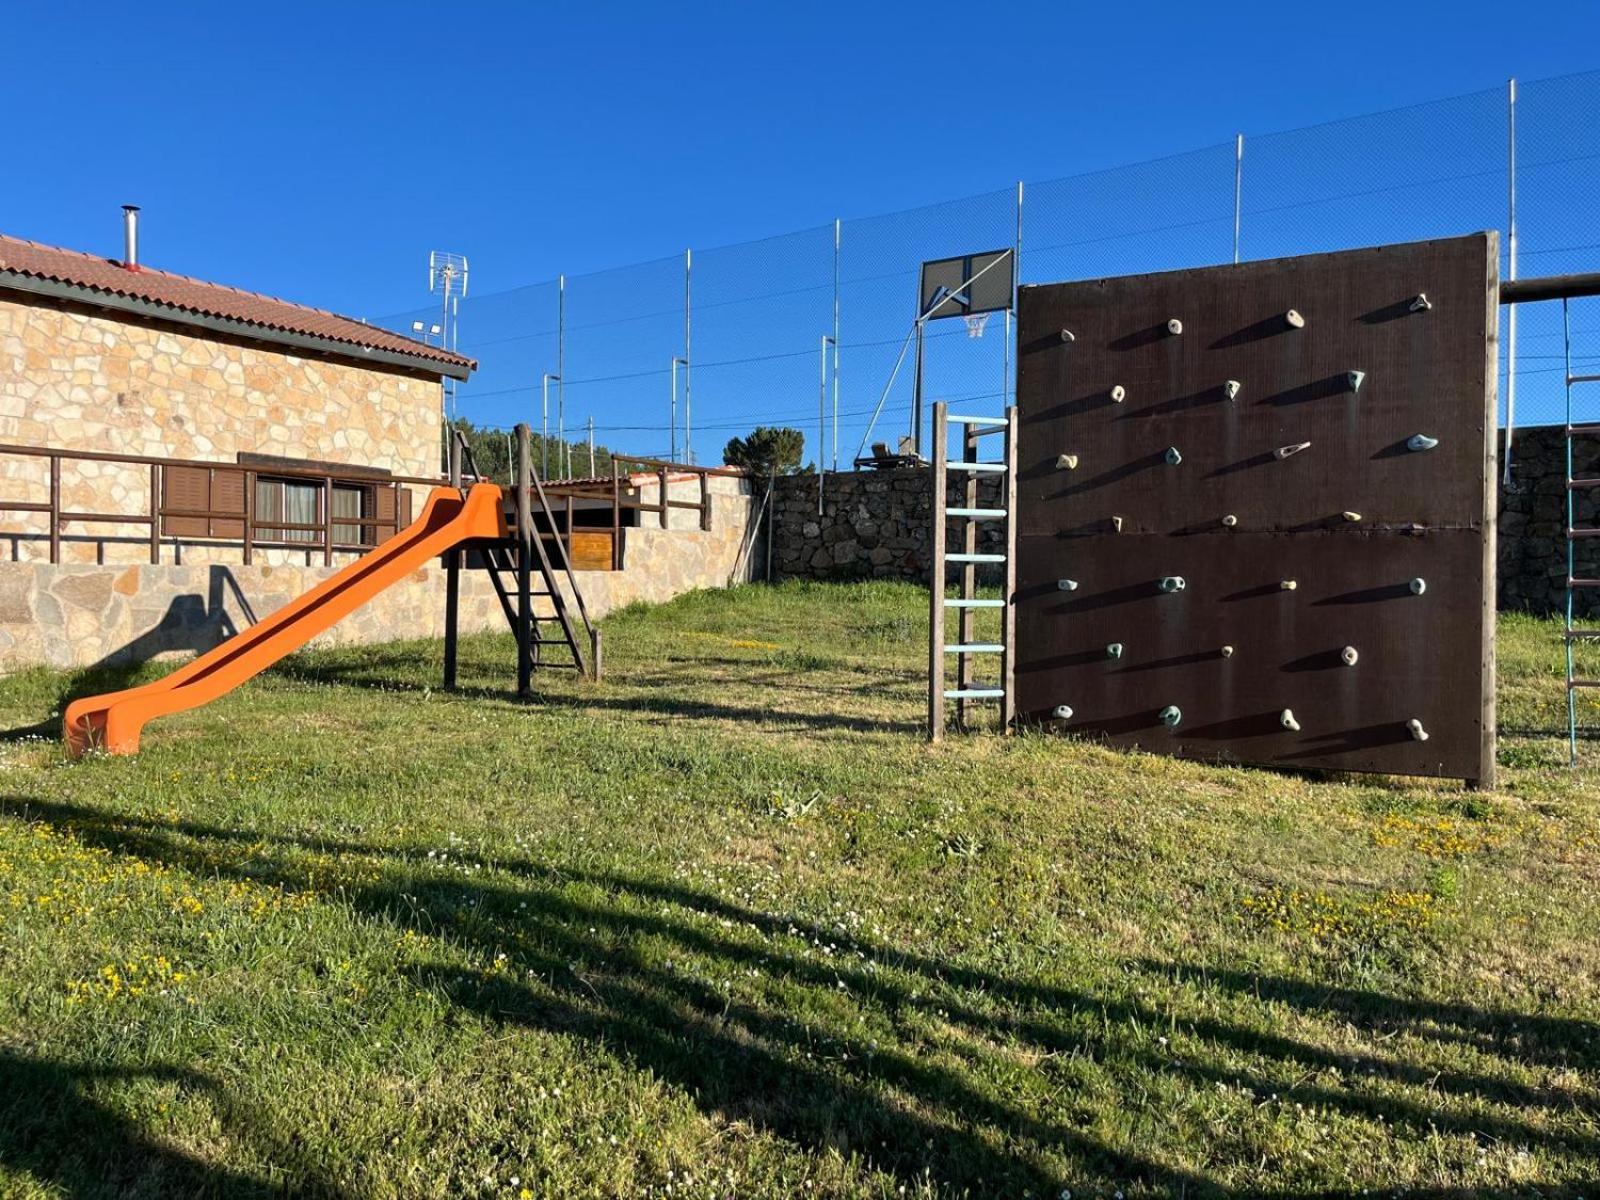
516,424,534,698
928,402,948,742
1505,79,1519,484
443,433,461,690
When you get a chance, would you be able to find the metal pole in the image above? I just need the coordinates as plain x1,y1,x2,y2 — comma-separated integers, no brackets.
819,334,829,515
557,380,566,480
1233,134,1244,265
587,417,595,477
832,218,841,471
912,320,926,457
557,274,566,481
540,373,558,479
928,402,948,742
669,357,680,462
1504,79,1518,486
515,423,534,698
684,248,693,465
1008,182,1022,405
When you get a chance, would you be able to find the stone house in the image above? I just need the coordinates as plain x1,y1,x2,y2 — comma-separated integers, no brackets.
0,221,758,671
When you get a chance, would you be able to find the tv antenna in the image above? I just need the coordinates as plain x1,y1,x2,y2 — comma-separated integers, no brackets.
429,251,469,421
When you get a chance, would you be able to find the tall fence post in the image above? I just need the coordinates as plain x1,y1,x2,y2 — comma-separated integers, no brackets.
1233,133,1244,265
557,274,566,480
832,217,841,471
683,247,693,464
515,423,534,698
1504,79,1519,485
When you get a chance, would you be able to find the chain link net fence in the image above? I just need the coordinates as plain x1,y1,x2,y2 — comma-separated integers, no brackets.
375,69,1600,469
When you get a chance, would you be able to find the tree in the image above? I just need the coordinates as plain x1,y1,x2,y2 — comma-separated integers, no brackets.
443,417,614,482
722,426,806,480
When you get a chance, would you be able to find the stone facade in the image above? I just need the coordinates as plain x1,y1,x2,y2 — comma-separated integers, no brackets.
0,293,443,564
772,434,1585,615
0,475,756,671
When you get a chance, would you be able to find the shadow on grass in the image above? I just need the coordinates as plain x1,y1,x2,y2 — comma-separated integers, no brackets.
7,797,1597,1198
0,1052,337,1199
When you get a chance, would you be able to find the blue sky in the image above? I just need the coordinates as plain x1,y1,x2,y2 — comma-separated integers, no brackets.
6,3,1600,455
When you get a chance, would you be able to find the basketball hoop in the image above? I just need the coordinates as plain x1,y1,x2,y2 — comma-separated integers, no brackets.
965,312,990,339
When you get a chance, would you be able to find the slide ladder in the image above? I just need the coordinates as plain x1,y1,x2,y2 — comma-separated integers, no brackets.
64,482,507,757
928,402,1018,741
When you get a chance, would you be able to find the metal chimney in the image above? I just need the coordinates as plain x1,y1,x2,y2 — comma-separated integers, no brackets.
121,205,140,271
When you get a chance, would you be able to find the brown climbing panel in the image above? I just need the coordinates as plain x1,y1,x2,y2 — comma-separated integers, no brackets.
1014,234,1498,784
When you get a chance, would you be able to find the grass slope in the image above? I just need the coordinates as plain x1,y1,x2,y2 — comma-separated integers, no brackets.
0,583,1595,1198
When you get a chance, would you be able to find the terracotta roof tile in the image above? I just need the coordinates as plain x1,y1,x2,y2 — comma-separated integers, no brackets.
0,232,474,374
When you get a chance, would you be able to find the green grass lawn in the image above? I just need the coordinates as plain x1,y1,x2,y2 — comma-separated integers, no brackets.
0,582,1596,1199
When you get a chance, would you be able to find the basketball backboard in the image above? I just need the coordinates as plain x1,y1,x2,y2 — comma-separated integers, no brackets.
919,249,1014,320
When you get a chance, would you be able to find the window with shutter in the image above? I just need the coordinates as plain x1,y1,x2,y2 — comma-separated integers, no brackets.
162,466,211,538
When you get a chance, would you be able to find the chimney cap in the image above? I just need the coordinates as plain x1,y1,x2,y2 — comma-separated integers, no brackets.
122,203,140,213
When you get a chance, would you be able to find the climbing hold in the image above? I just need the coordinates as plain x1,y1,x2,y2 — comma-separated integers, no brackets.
1220,645,1234,658
1280,709,1301,732
1109,384,1126,403
1342,511,1362,523
1059,328,1076,343
1111,515,1124,533
1159,576,1187,593
1284,309,1305,329
1159,705,1182,727
1340,645,1359,666
1052,705,1074,720
1057,578,1079,592
1221,514,1238,528
1166,318,1184,335
1407,718,1430,743
1056,453,1079,470
1106,642,1124,659
1409,293,1432,313
1407,433,1439,452
1275,441,1311,460
1223,379,1242,400
1409,577,1427,595
1279,579,1298,591
1164,446,1183,466
1347,370,1366,393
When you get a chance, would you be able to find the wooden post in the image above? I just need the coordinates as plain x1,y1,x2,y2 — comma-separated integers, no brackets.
658,466,670,528
699,470,711,531
149,463,161,564
516,424,534,698
443,434,461,691
928,402,947,743
1001,406,1019,734
48,455,60,565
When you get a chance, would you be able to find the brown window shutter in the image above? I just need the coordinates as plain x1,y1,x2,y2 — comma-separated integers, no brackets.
162,466,211,537
399,487,413,529
210,470,246,539
374,485,398,543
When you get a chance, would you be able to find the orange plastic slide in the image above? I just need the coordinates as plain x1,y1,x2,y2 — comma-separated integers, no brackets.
64,483,506,757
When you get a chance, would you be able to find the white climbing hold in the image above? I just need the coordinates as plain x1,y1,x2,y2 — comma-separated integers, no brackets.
1159,705,1182,727
1221,514,1238,528
1341,645,1359,666
1347,370,1366,393
1220,645,1234,658
1165,446,1183,466
1407,433,1439,452
1060,328,1076,342
1343,511,1362,523
1280,709,1301,732
1407,718,1429,742
1052,705,1074,720
1279,579,1298,591
1409,293,1431,313
1058,578,1079,591
1111,515,1124,533
1284,309,1305,329
1109,384,1126,403
1166,318,1183,335
1056,453,1079,470
1106,642,1124,659
1159,576,1187,593
1409,577,1427,595
1275,441,1312,460
1223,379,1241,400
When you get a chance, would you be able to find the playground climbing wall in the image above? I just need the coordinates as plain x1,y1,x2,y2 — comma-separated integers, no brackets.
1013,234,1499,785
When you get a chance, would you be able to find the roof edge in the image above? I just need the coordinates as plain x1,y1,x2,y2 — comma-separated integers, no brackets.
0,270,476,381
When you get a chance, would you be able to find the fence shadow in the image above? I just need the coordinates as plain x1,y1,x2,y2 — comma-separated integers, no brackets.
6,796,1596,1198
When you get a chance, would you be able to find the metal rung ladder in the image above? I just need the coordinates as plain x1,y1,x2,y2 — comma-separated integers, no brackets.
1564,299,1597,765
929,401,1017,741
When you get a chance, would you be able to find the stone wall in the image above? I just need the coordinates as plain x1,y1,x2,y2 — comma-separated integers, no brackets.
772,432,1587,615
0,475,756,672
0,293,443,563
